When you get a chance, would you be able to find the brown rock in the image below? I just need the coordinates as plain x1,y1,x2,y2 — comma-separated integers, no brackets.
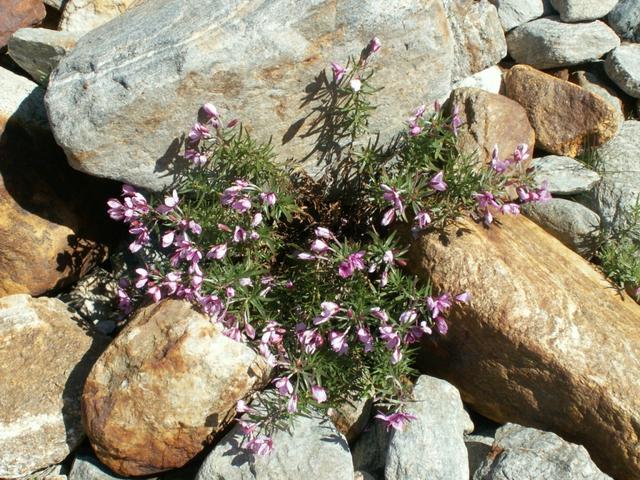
0,294,109,478
328,397,372,444
504,64,621,156
82,299,270,476
0,0,46,48
408,215,640,480
448,87,535,165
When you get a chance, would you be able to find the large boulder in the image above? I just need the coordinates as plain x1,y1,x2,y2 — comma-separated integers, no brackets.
0,0,46,48
0,294,109,478
506,17,619,70
408,214,640,479
504,65,620,157
45,0,455,191
608,0,640,43
82,299,270,476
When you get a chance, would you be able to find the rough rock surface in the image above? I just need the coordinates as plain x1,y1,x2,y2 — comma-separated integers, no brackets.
473,424,612,479
451,66,503,95
448,87,534,165
549,0,617,22
488,0,546,32
385,375,472,480
196,409,353,480
532,155,601,195
0,68,113,297
523,198,600,256
8,28,80,85
328,397,371,443
443,0,506,82
352,419,392,478
506,17,619,69
82,299,270,476
409,214,640,479
604,44,640,99
69,452,157,480
0,0,46,48
608,0,640,42
588,120,640,234
46,0,455,191
59,0,142,32
0,294,109,478
571,70,625,123
504,65,620,156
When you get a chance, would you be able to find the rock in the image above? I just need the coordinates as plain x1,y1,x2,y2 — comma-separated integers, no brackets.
532,155,601,195
473,424,612,480
451,66,503,95
328,397,372,443
7,28,80,86
59,0,142,33
443,0,507,82
82,299,270,476
504,65,620,156
608,0,640,43
448,87,535,165
466,434,494,478
0,294,109,478
523,199,601,256
196,409,353,480
588,120,640,234
488,0,546,32
571,70,625,122
70,452,157,480
46,0,455,191
44,0,67,9
506,17,619,69
408,214,640,480
0,0,46,49
549,0,617,22
385,375,471,480
354,472,376,480
0,67,115,297
605,44,640,100
352,420,392,477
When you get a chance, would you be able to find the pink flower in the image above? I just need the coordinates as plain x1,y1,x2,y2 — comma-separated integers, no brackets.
391,347,402,364
435,316,448,335
381,208,396,227
233,226,247,243
474,191,499,210
311,239,331,254
185,148,208,166
427,293,452,317
513,143,529,163
188,122,210,143
370,307,389,323
251,213,263,227
297,252,316,260
273,376,294,396
501,203,520,215
379,325,400,350
259,343,277,367
147,282,162,303
246,435,273,456
412,211,431,233
287,394,298,413
350,78,362,92
259,191,277,206
357,326,374,352
202,103,219,120
328,330,349,355
134,268,149,288
368,36,381,53
311,385,327,403
296,325,324,354
450,105,462,136
490,145,509,173
236,399,254,414
399,309,417,324
315,226,333,239
429,171,448,192
163,271,181,295
408,121,423,137
383,250,394,264
381,184,404,211
375,411,417,432
331,62,347,83
338,251,367,278
231,197,252,213
455,291,471,303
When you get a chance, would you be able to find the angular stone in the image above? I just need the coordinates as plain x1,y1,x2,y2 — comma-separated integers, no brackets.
474,424,612,480
408,214,640,479
451,65,503,95
506,17,619,70
549,0,617,22
0,294,109,478
571,70,625,122
488,0,546,32
45,0,455,191
443,0,507,82
327,397,371,443
196,409,353,480
352,419,392,478
59,0,142,33
588,120,640,234
523,199,601,256
608,0,640,43
466,433,494,478
504,65,621,156
385,375,471,480
605,44,640,100
0,0,46,48
82,299,270,476
70,453,157,480
532,155,601,195
448,87,535,165
8,28,80,86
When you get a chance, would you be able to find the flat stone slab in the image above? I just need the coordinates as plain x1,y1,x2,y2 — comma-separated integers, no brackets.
532,155,601,195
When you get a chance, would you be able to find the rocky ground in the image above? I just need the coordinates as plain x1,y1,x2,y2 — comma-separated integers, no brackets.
0,0,639,479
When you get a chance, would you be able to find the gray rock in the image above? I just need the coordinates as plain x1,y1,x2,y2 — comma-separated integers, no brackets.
353,472,376,480
473,423,612,480
605,44,640,99
571,70,625,122
506,17,619,69
196,410,353,480
44,0,68,9
608,0,640,42
451,65,503,95
0,66,49,133
59,0,142,33
532,155,601,195
443,0,507,82
523,199,601,256
588,120,640,234
46,0,456,191
488,0,546,32
352,420,392,477
70,453,156,480
384,375,471,480
466,434,494,478
549,0,617,22
7,28,80,86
